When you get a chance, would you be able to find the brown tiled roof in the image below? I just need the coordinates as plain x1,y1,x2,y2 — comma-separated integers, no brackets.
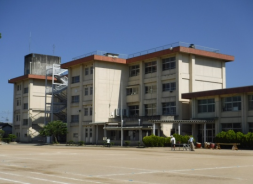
8,74,55,83
182,85,253,99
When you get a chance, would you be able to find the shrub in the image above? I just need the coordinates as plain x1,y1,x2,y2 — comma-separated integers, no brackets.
78,141,85,146
8,134,17,142
2,138,10,143
66,140,74,146
124,141,130,146
110,142,114,146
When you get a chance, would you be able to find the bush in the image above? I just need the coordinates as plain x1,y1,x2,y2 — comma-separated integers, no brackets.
66,140,74,146
124,141,130,146
2,138,10,143
78,141,85,146
110,142,114,146
8,134,17,142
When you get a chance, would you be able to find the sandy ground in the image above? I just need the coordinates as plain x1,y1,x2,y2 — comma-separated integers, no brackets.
0,143,253,184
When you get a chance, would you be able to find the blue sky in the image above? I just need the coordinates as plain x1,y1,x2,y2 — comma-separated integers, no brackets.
0,0,253,122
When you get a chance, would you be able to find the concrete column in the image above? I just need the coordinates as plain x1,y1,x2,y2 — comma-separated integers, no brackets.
153,123,155,135
242,94,247,134
191,98,195,119
222,62,226,88
204,123,206,143
156,58,162,115
28,79,33,142
139,129,142,143
104,124,107,137
67,68,72,141
189,55,195,92
79,66,83,141
178,123,181,135
139,61,144,116
158,124,161,137
20,81,24,141
96,125,98,144
214,96,220,135
176,53,182,119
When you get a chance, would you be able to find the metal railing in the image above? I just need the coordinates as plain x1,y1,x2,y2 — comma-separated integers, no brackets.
128,42,219,58
72,50,128,60
72,42,220,61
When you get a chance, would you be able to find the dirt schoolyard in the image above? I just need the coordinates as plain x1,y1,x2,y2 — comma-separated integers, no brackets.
0,144,253,184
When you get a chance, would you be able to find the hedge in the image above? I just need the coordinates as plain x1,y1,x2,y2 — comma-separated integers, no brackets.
215,130,253,149
142,134,194,147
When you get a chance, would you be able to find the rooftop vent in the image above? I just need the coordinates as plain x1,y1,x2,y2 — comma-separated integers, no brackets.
189,44,195,49
104,53,119,58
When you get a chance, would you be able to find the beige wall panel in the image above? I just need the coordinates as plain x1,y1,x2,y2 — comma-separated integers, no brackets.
221,111,241,117
162,91,176,98
94,61,128,122
71,87,80,95
196,112,215,118
195,81,222,91
247,111,253,116
144,73,157,79
161,96,176,103
71,107,79,115
247,117,253,122
181,55,189,74
24,80,29,87
181,79,190,93
161,123,173,137
162,69,176,76
72,66,80,76
23,97,28,103
195,56,222,78
220,118,241,123
31,96,45,109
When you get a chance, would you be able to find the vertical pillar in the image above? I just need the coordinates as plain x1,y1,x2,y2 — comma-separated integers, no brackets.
104,124,107,137
176,53,182,119
139,129,142,143
153,123,155,135
189,55,195,92
28,79,33,142
79,66,83,141
139,61,144,116
158,124,161,136
121,120,123,146
156,58,162,115
96,125,98,144
221,62,226,88
178,123,181,135
204,123,206,143
67,68,72,141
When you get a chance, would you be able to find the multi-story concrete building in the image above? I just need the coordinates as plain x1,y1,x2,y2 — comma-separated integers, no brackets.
8,54,61,142
61,42,234,145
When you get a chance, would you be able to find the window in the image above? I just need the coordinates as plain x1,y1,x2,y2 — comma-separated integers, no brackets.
221,123,241,132
162,82,176,92
16,114,20,121
72,76,80,84
223,96,241,111
162,57,176,71
71,95,79,103
85,129,88,137
23,119,28,125
126,87,138,95
129,65,139,77
84,88,88,95
85,68,89,75
198,99,215,113
90,66,93,75
145,61,156,74
71,115,79,123
73,133,78,138
145,85,157,94
249,95,253,110
23,103,28,110
17,84,21,91
162,102,176,115
90,128,92,137
145,104,157,116
90,107,92,116
24,133,27,137
90,87,93,95
16,98,21,106
24,87,28,94
84,108,88,116
249,123,253,132
129,105,139,116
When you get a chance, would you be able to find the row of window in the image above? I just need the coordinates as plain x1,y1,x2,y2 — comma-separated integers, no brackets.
16,86,28,94
126,82,176,96
198,95,253,113
129,57,176,77
71,88,93,103
71,107,93,122
71,67,93,84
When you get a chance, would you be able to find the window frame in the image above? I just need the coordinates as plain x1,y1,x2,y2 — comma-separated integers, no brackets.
198,99,215,113
162,102,176,115
71,95,79,103
144,104,157,116
72,76,80,84
129,105,139,116
145,61,157,74
71,115,79,123
85,68,89,75
223,96,241,111
162,82,176,92
145,85,157,94
129,65,140,77
162,57,176,71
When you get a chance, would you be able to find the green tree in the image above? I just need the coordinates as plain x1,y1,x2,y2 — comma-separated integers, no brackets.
39,120,67,144
8,134,17,142
0,129,5,140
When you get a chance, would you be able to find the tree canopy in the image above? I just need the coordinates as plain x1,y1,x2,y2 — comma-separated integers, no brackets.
39,120,67,144
0,129,5,139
